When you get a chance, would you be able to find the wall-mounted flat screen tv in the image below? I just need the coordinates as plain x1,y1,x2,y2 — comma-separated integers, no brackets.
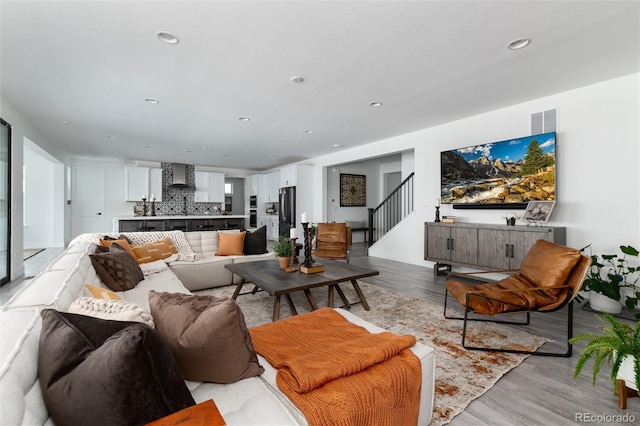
440,132,556,209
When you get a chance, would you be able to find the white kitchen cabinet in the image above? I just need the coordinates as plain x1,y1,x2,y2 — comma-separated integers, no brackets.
124,166,164,202
258,214,279,240
249,174,261,196
149,168,163,202
125,167,150,201
265,171,280,202
194,171,225,203
267,215,279,240
280,165,297,187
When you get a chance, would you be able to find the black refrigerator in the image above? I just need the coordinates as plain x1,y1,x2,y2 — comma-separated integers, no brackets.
279,186,296,237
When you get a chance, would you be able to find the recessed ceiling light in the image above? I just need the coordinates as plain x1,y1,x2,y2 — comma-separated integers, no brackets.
62,120,70,125
305,130,313,134
156,31,179,45
142,145,151,148
185,150,192,153
333,144,343,148
369,101,383,107
507,38,531,50
107,135,117,139
200,146,207,150
144,98,160,104
291,76,304,83
238,117,250,122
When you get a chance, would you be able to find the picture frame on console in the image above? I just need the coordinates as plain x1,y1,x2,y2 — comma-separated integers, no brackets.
522,200,556,223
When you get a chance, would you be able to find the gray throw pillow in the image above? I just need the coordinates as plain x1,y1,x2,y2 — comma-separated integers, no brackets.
38,309,195,426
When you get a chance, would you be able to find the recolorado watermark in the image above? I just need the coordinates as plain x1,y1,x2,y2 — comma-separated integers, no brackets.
575,412,636,423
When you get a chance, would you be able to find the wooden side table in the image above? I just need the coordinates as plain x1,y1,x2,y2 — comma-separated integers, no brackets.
617,379,639,409
146,400,225,426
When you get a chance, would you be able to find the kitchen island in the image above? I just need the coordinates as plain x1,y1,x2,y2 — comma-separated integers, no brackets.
113,215,249,233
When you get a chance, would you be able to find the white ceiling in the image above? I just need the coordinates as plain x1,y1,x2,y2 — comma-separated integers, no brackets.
1,1,638,171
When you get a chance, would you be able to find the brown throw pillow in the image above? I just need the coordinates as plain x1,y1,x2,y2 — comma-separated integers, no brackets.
38,309,195,426
89,244,144,291
132,237,179,264
148,291,264,383
99,238,137,260
244,226,268,255
216,231,246,256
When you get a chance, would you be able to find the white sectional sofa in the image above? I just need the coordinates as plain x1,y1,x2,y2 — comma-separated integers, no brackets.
0,230,435,425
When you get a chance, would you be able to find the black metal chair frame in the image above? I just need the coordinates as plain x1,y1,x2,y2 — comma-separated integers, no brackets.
443,283,576,357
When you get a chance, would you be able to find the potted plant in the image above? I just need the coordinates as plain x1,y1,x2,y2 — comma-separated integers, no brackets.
570,313,639,400
272,235,293,269
580,244,640,314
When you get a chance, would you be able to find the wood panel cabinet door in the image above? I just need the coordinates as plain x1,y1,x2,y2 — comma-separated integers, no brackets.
449,227,478,265
426,224,451,262
477,229,511,269
510,230,551,267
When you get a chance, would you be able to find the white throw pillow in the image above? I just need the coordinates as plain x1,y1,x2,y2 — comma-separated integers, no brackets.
68,297,154,327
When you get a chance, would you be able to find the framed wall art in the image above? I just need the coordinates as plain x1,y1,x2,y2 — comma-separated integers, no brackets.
522,200,556,223
340,174,366,207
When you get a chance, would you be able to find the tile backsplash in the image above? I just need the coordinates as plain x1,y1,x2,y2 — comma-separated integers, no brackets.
135,163,222,216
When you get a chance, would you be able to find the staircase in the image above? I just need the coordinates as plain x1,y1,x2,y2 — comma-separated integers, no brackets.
367,172,414,246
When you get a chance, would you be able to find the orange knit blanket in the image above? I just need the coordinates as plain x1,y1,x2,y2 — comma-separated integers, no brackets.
249,308,422,426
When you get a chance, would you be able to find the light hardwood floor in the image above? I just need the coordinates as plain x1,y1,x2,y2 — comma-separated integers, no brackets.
0,247,66,305
2,243,637,425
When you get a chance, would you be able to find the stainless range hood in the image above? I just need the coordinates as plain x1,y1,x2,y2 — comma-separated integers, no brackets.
168,163,195,190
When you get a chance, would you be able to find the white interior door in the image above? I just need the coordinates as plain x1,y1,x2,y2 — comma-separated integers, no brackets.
72,166,105,238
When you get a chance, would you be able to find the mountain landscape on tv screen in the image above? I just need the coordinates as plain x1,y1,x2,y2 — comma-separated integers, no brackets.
441,132,556,204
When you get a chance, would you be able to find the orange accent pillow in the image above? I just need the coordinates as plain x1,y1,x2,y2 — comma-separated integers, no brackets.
216,232,246,256
99,239,137,260
132,238,179,264
85,284,121,300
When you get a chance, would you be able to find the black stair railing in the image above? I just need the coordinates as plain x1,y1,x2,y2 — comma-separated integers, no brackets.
367,172,414,246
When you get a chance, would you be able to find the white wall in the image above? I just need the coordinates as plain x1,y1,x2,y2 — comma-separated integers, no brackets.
308,73,640,266
0,100,72,280
23,144,55,248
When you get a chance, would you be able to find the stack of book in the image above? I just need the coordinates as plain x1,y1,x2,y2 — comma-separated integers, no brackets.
442,216,455,223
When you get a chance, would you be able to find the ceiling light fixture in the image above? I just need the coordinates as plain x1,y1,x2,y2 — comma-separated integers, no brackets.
62,120,70,125
304,130,313,134
156,31,180,45
333,144,343,148
291,76,304,83
142,145,151,148
507,38,531,50
107,135,116,139
200,147,207,150
369,101,383,107
144,98,159,104
238,117,250,122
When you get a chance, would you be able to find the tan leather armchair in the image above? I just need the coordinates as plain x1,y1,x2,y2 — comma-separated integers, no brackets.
313,223,352,262
443,239,590,357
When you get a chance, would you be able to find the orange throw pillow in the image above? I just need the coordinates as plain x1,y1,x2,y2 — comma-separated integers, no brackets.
216,232,246,256
132,238,179,264
99,239,137,260
85,284,121,300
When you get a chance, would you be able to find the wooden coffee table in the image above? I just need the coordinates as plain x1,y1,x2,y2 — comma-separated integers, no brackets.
225,259,379,321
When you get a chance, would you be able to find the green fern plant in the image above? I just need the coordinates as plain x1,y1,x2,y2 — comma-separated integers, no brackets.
570,312,639,391
272,235,293,257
